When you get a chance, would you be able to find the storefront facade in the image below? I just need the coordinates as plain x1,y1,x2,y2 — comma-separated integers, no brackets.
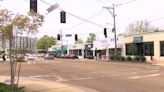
92,36,123,60
67,44,85,59
123,31,164,61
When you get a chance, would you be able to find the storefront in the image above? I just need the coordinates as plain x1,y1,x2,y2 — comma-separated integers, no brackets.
68,44,85,59
84,44,93,59
123,31,164,61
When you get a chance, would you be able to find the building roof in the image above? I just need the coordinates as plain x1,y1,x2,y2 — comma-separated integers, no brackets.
123,30,164,37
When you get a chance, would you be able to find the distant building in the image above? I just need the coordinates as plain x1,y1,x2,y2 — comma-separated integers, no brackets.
91,36,123,60
0,36,37,54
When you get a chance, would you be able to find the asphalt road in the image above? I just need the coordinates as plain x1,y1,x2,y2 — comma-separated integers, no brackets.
0,58,164,92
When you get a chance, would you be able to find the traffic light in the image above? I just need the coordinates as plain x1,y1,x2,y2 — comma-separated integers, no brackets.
57,34,60,40
104,28,107,38
30,0,37,13
60,11,66,23
75,34,78,41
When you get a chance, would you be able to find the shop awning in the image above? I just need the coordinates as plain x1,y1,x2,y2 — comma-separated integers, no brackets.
54,49,67,53
108,43,122,49
91,47,106,50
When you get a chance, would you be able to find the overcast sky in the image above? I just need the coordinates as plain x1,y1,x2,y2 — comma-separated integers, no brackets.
1,0,164,44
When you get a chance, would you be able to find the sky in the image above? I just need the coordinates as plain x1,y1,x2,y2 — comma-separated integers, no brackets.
1,0,164,44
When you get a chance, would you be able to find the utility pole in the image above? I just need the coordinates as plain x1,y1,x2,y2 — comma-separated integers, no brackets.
60,29,64,54
103,4,117,56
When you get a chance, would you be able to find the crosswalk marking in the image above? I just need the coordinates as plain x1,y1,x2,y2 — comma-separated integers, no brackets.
128,74,160,79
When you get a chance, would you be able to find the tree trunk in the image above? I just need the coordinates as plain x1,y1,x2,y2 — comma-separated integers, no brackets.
9,38,15,92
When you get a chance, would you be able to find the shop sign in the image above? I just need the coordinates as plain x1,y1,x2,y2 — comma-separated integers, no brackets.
133,36,143,43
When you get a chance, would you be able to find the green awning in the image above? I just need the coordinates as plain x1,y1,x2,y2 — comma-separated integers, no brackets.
54,49,67,53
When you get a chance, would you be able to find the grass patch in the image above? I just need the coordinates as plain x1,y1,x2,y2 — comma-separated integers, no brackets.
0,83,25,92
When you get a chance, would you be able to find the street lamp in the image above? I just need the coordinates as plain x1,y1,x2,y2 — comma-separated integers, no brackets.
103,4,117,56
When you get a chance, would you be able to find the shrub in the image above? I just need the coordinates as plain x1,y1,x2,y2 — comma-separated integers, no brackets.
126,56,132,61
114,55,120,61
140,55,146,62
109,55,114,60
134,56,140,62
121,56,125,61
0,83,25,92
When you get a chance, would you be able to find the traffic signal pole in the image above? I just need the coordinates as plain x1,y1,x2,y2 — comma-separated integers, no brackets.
113,4,117,56
103,4,117,56
60,29,64,54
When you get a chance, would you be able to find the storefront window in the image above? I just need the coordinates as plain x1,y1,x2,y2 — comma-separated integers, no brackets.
160,41,164,56
79,50,82,56
126,43,131,55
143,42,154,56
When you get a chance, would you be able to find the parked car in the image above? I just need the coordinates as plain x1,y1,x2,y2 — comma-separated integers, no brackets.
37,53,45,57
25,54,35,60
64,54,78,59
44,54,54,60
55,53,65,58
84,55,94,59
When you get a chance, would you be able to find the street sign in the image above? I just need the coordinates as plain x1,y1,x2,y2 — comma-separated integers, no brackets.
65,34,72,37
47,3,59,13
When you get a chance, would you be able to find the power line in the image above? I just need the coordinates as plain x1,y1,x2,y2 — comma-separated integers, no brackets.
40,0,108,29
115,0,137,7
115,0,127,5
58,8,107,28
62,10,105,31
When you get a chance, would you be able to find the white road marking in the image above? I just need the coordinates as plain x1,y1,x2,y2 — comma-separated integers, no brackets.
128,74,160,79
130,72,137,74
55,75,67,82
147,74,160,77
29,75,51,78
150,70,158,72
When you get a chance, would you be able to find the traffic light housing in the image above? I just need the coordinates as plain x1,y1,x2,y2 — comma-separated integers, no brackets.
30,0,37,13
60,11,66,23
104,28,107,38
57,34,60,40
75,34,78,41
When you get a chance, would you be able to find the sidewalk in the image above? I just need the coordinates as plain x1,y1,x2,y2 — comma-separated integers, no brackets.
0,76,95,92
155,61,164,67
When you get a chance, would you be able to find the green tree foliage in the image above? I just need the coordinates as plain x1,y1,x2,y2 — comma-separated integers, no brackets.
86,33,96,43
37,35,56,49
75,38,83,44
126,20,155,34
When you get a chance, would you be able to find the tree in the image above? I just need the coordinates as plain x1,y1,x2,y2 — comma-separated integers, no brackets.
0,9,44,92
126,20,155,34
37,35,56,49
86,33,96,43
75,38,83,44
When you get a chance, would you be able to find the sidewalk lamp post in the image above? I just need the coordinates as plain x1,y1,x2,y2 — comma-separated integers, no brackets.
103,4,117,56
